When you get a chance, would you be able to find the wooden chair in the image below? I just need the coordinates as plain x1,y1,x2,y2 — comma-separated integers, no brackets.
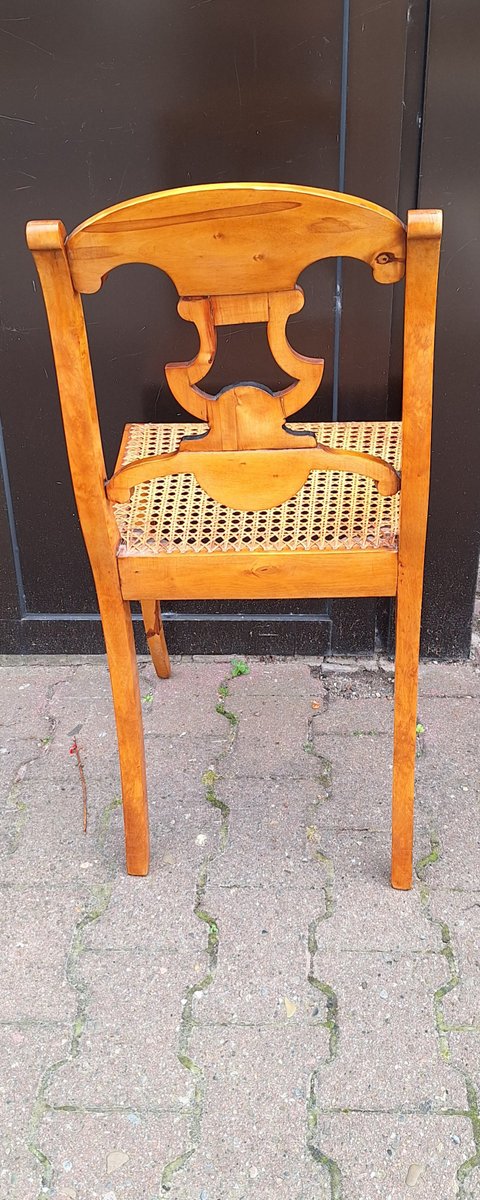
27,183,442,889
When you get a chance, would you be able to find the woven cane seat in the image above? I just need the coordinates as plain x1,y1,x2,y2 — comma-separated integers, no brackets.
114,421,401,557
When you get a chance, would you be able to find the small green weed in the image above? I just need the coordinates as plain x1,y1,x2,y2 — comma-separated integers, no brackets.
231,657,249,678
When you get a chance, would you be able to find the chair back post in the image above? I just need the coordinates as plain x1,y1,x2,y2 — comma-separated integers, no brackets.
391,208,442,889
399,209,443,586
26,221,120,588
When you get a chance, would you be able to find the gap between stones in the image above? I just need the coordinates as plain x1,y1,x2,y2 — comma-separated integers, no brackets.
303,708,343,1199
416,834,480,1197
5,674,75,854
27,789,121,1199
160,663,242,1194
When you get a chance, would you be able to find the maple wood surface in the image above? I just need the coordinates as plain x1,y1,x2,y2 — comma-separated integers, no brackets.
106,444,400,509
119,550,398,602
65,182,407,296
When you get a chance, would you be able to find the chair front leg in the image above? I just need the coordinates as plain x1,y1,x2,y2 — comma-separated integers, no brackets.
141,599,171,679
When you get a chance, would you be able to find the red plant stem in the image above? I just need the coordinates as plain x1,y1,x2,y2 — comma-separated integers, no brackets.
70,737,88,833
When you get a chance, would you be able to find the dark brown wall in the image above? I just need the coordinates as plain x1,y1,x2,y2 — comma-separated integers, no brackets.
416,0,480,656
0,0,478,656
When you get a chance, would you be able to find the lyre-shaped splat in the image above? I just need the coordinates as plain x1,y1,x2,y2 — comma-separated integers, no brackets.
107,286,400,509
165,286,324,451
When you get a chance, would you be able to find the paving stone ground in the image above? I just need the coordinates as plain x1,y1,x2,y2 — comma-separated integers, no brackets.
0,652,479,1200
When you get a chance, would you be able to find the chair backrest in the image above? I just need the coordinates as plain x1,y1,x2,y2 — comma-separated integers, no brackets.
64,183,407,428
66,182,406,291
26,184,441,541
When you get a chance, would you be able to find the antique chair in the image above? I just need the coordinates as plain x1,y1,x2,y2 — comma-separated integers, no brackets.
27,184,441,889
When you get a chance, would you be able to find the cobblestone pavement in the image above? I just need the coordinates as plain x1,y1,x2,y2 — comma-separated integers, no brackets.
0,652,479,1200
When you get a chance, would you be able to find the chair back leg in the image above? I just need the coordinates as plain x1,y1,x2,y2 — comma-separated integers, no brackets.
99,590,150,875
391,566,423,889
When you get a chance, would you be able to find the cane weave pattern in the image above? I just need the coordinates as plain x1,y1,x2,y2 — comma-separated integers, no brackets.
114,421,401,557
